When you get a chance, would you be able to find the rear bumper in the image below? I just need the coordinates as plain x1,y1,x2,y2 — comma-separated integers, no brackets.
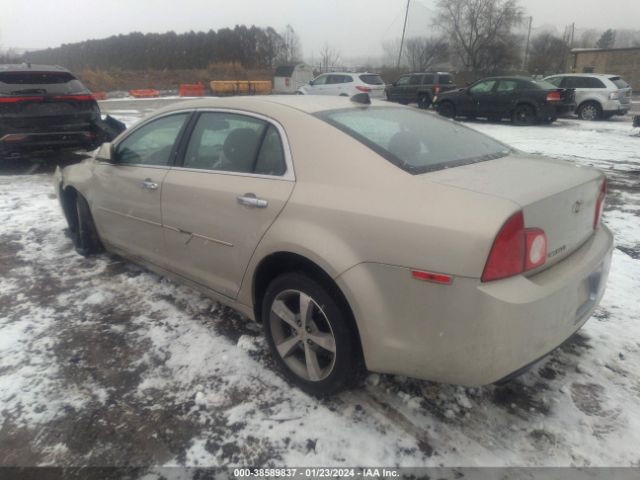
0,130,98,154
539,102,575,118
337,225,613,385
603,99,630,114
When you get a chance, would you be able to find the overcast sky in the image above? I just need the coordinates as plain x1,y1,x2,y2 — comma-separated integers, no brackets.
2,0,640,61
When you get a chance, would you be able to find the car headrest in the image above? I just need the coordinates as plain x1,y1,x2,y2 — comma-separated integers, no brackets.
223,128,260,172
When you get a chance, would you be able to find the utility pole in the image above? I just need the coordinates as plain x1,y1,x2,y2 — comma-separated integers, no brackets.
570,22,575,48
397,0,410,69
522,16,533,72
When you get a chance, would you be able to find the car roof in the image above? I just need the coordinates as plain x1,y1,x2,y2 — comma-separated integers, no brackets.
481,76,535,82
0,64,71,73
152,95,397,116
317,72,379,76
544,73,618,78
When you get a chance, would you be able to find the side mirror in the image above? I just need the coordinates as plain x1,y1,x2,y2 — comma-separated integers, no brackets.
309,80,315,86
95,142,113,162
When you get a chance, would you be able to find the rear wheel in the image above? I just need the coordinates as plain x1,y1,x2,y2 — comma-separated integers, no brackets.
512,104,536,126
73,194,103,256
262,272,361,396
577,101,602,121
436,101,455,118
417,94,432,109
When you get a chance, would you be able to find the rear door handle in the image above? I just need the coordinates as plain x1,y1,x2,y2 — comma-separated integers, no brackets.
237,193,268,208
141,179,158,190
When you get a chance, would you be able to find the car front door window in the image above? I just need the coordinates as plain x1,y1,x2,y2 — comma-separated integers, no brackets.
469,80,497,94
114,114,188,166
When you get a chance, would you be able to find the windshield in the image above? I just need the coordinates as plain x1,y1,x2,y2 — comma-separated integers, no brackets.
316,107,511,174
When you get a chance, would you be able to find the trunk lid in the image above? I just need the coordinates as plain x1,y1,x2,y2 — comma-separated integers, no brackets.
425,154,604,270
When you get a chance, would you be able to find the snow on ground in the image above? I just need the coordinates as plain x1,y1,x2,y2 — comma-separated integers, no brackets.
1,103,639,469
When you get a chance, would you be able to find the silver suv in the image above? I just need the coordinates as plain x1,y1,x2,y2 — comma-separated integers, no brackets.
544,73,632,120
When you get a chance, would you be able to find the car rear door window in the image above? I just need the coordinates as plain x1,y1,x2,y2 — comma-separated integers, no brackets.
564,77,605,89
422,74,435,84
114,113,189,166
183,112,285,176
395,76,411,86
409,75,423,85
437,74,453,84
496,80,518,92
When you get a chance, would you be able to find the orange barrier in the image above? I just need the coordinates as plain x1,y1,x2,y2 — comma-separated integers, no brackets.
210,80,273,96
92,91,107,100
129,89,160,98
179,83,205,97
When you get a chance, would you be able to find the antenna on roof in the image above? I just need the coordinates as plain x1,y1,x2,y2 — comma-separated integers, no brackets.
350,92,371,105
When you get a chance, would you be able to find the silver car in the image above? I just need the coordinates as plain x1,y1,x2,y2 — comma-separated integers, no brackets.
544,73,632,120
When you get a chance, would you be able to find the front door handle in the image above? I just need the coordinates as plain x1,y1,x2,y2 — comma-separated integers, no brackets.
237,193,268,208
141,179,158,190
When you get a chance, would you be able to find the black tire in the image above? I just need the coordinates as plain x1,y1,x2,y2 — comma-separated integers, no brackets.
512,104,536,126
262,272,362,396
74,194,103,256
436,101,455,118
339,93,349,97
417,94,432,109
577,101,602,121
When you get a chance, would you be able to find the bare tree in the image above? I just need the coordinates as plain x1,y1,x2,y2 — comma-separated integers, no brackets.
382,38,402,67
276,24,302,64
319,43,341,72
615,29,640,48
527,32,570,75
434,0,524,74
403,36,449,71
575,29,600,48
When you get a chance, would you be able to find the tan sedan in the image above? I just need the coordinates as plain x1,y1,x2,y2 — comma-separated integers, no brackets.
55,95,613,395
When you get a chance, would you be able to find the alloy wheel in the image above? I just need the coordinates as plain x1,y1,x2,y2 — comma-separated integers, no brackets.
269,289,337,382
580,104,599,121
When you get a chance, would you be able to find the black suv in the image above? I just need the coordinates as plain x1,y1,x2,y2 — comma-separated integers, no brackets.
0,64,102,157
385,72,456,109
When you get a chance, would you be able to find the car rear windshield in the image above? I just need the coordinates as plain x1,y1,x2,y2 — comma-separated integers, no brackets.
359,74,385,85
532,80,558,90
609,77,629,89
316,107,510,174
0,71,88,95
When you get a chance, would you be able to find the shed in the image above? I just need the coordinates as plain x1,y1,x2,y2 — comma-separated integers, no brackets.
272,63,313,94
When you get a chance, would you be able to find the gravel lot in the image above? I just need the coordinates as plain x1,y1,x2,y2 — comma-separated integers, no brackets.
1,99,639,470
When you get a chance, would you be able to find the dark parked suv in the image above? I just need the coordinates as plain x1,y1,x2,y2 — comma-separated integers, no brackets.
435,76,575,125
385,72,456,109
0,64,102,157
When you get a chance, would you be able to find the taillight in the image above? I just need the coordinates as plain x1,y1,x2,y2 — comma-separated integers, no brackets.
0,96,44,103
52,94,95,101
546,91,561,102
285,78,290,87
608,91,619,100
355,86,371,93
434,85,441,94
481,211,548,282
594,177,607,229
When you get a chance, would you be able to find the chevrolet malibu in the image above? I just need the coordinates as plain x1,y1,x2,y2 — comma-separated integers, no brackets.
54,95,613,395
